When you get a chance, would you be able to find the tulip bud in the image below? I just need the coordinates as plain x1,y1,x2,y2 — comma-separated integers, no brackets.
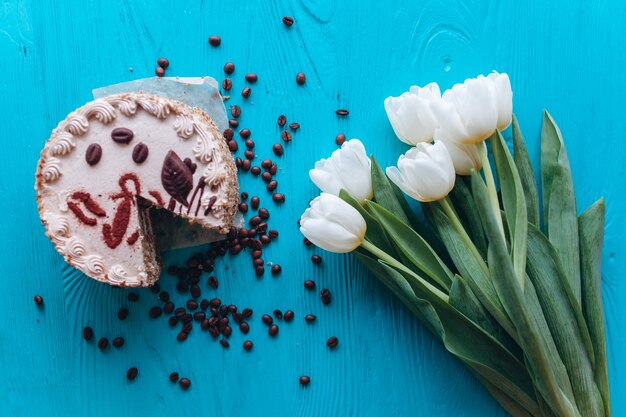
309,139,373,203
299,193,367,253
488,71,513,130
435,130,482,176
430,75,498,145
384,82,441,145
386,141,455,202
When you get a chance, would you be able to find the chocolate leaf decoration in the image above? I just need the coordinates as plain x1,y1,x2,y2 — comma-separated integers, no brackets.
161,150,194,207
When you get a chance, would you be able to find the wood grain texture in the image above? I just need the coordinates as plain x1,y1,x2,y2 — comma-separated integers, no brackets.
0,0,624,416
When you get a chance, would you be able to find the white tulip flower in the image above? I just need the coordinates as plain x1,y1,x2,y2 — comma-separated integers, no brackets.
430,74,499,145
386,141,456,202
384,82,441,145
435,129,482,176
299,193,367,253
488,71,513,130
309,139,373,203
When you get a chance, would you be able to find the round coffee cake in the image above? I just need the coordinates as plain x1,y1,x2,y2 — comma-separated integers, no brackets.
35,93,238,287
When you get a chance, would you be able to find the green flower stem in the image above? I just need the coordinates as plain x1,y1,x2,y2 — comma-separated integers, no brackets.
360,239,449,303
477,140,505,238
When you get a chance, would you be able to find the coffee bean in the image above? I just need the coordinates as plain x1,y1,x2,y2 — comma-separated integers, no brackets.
258,209,269,220
190,285,201,298
296,72,306,85
335,133,346,146
321,288,331,305
207,276,219,289
283,310,294,322
149,306,163,318
228,140,238,153
33,295,44,306
281,131,292,142
111,127,134,144
243,340,253,351
261,171,271,182
169,372,179,382
223,128,234,140
303,237,311,246
222,78,232,91
269,163,277,175
224,62,235,74
242,87,252,98
85,143,102,166
113,337,125,348
266,180,278,192
239,322,250,334
304,280,316,290
271,264,282,275
250,196,260,210
272,193,285,203
177,331,188,342
245,73,258,83
268,324,279,337
277,115,287,126
336,109,350,116
244,150,255,160
238,202,249,214
193,312,206,322
327,336,339,349
262,314,273,325
312,255,322,264
289,122,300,131
131,143,149,164
251,250,262,260
209,327,220,338
268,229,279,239
179,377,191,389
245,139,255,149
260,235,270,244
157,57,169,68
222,326,232,337
97,337,109,351
240,191,248,200
219,305,229,317
83,326,93,341
238,128,251,139
164,301,175,314
208,35,221,46
229,119,239,128
199,299,209,310
231,105,241,118
210,298,221,308
126,367,138,380
242,159,251,171
273,310,283,320
282,16,294,26
186,300,198,311
155,66,165,77
150,283,160,294
305,314,316,323
299,376,311,386
176,281,189,293
272,143,284,156
220,339,230,348
168,317,178,327
242,308,253,318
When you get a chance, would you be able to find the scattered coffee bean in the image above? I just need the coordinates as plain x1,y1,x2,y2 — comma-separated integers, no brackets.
97,337,109,351
289,122,300,131
312,255,322,264
164,301,175,314
272,143,284,156
277,115,287,126
179,377,191,389
268,229,279,239
250,196,260,210
245,73,258,83
284,310,294,322
321,288,331,305
157,57,169,68
305,314,316,323
158,291,170,302
231,105,241,118
245,139,255,149
155,66,165,77
258,208,270,219
281,130,292,142
242,308,253,318
327,336,339,349
251,166,262,176
269,163,277,175
303,237,311,246
186,300,198,311
262,314,273,325
207,276,219,289
224,62,235,74
149,306,163,318
271,264,282,275
126,367,138,380
200,299,210,310
241,159,251,171
83,326,94,341
169,372,179,382
240,191,248,200
304,280,316,290
208,35,221,46
336,109,350,116
229,119,239,128
177,331,188,342
190,285,201,298
335,133,346,146
168,317,178,327
243,340,253,351
85,143,102,166
210,298,221,308
239,322,250,334
238,202,249,213
128,293,139,302
296,72,306,85
299,376,311,386
219,339,230,348
272,193,285,203
222,78,233,91
228,140,238,153
113,337,125,348
273,309,283,320
34,295,43,306
223,128,234,140
239,128,251,139
242,86,252,98
282,16,294,26
268,324,279,337
266,180,278,192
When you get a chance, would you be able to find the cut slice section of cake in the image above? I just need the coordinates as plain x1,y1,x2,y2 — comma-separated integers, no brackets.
35,93,239,287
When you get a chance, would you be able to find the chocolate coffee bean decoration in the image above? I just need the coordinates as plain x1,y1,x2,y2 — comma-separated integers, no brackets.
111,127,134,144
161,150,194,207
85,143,102,166
132,143,149,164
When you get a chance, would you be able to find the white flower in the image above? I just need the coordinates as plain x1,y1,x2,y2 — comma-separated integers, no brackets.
384,82,441,145
435,130,482,176
309,139,372,203
299,193,367,253
488,71,513,130
386,141,455,202
430,74,499,144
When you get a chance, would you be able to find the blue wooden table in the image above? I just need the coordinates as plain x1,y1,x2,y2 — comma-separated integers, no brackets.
1,1,624,416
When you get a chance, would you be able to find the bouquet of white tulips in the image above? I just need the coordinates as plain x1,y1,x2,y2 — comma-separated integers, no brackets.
300,72,610,417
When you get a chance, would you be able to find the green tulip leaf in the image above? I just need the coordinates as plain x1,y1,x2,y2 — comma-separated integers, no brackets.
512,115,540,226
449,176,488,257
579,199,611,417
541,110,581,304
370,155,409,223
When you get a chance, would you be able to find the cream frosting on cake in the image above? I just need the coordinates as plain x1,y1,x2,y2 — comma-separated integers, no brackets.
35,93,238,287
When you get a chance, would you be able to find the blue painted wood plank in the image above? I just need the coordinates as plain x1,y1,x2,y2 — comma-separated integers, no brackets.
0,1,624,416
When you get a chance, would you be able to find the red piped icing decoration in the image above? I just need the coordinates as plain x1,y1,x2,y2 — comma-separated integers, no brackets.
204,195,217,215
149,190,165,206
67,202,97,226
126,230,140,246
102,199,131,249
71,192,106,216
187,176,206,216
112,173,141,202
167,198,176,211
